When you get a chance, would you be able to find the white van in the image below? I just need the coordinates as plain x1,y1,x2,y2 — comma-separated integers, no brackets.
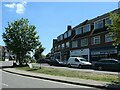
67,57,91,68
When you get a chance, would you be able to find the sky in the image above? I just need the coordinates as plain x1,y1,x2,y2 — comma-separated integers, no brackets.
1,1,119,55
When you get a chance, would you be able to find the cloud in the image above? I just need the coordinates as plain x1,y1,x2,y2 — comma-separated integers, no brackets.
4,2,27,14
16,3,25,14
4,3,15,8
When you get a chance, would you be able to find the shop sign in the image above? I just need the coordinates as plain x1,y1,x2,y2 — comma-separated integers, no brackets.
70,48,89,56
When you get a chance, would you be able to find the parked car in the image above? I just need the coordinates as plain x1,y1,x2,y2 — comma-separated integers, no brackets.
67,57,91,68
36,59,50,63
49,59,62,66
92,58,120,71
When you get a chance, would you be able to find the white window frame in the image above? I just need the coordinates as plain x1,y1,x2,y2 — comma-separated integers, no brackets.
68,30,71,37
83,24,90,33
62,43,65,49
58,45,61,50
55,46,57,51
105,33,113,42
91,36,100,45
64,32,67,39
75,27,83,35
105,17,112,25
94,19,104,29
66,42,70,48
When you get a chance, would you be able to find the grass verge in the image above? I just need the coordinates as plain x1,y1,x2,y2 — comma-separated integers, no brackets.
16,66,120,83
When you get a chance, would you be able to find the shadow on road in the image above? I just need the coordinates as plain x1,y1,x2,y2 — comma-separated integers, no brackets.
105,83,120,90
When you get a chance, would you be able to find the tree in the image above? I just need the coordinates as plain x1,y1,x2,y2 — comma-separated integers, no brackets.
34,45,45,61
2,18,42,65
108,13,120,45
46,52,51,59
34,45,45,69
108,13,120,56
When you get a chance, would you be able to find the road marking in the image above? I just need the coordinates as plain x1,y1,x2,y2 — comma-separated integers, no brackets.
2,83,8,86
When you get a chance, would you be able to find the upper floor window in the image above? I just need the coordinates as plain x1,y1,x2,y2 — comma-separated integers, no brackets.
72,40,78,48
83,24,90,33
68,30,71,37
91,36,100,45
94,20,104,29
58,45,61,50
66,42,70,48
105,18,112,25
105,33,113,42
61,43,65,49
64,32,67,39
55,46,57,51
75,27,82,35
81,38,88,47
57,35,63,41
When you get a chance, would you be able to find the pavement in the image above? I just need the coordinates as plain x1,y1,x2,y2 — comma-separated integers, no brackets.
2,67,120,89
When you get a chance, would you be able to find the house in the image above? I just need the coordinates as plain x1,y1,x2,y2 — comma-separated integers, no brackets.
0,46,13,61
51,8,120,63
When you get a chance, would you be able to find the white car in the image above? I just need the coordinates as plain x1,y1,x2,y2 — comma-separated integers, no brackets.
67,57,91,68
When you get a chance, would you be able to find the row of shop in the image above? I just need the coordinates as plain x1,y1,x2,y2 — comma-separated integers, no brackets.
52,45,118,63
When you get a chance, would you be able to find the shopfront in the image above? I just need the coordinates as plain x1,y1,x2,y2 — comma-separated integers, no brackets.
70,48,90,62
90,46,117,62
54,52,61,61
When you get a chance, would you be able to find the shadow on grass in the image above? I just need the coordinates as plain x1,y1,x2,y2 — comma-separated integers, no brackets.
26,69,38,71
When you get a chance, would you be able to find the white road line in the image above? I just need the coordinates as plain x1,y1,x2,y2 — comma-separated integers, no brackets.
2,83,8,86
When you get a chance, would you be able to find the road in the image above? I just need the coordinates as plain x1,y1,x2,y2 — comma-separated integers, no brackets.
2,71,97,89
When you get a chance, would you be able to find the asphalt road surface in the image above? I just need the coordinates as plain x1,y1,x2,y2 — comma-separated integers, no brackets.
2,71,97,89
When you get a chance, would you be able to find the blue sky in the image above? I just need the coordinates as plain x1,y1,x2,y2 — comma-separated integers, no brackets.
1,2,119,55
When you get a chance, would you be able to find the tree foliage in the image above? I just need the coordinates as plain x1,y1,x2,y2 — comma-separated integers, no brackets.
34,45,45,61
108,13,120,56
2,18,43,65
46,52,51,58
108,13,120,45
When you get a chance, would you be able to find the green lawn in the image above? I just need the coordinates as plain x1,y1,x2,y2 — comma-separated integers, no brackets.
16,66,120,83
0,58,2,61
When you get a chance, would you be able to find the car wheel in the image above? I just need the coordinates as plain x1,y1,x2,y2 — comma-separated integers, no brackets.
68,64,71,68
50,64,52,66
98,66,103,70
79,64,82,69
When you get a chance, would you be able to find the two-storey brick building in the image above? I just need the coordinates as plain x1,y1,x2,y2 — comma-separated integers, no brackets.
51,8,120,63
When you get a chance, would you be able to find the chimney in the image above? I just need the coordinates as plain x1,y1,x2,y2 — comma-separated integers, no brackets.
67,25,72,31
